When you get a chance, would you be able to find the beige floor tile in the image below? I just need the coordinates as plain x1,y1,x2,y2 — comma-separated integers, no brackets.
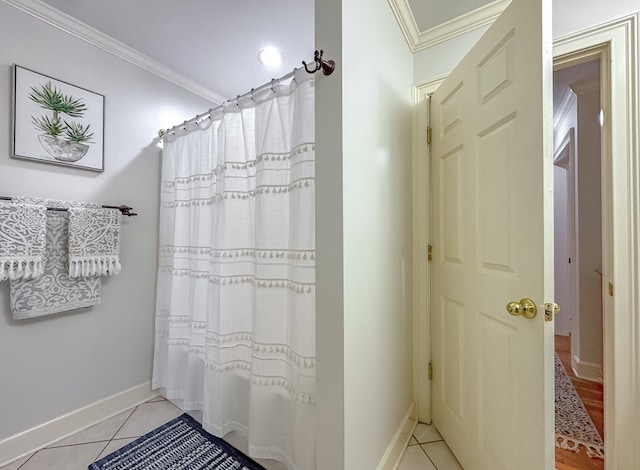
413,423,443,444
222,430,249,454
256,459,288,470
398,445,437,470
94,438,137,461
0,454,33,470
408,436,419,446
113,400,183,439
422,441,464,470
49,409,134,447
19,442,105,470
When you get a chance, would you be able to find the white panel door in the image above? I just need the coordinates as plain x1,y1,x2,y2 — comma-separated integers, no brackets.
430,0,554,468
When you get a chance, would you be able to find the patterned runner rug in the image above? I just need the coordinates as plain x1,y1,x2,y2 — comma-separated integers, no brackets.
555,353,604,459
88,414,265,469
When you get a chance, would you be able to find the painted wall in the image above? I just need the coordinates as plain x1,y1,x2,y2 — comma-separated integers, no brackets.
553,160,571,336
0,3,211,441
553,0,639,38
573,83,603,379
552,91,577,337
316,0,414,468
413,27,488,84
342,0,414,464
315,0,345,467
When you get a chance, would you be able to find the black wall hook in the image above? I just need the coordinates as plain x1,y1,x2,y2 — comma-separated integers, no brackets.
302,50,336,76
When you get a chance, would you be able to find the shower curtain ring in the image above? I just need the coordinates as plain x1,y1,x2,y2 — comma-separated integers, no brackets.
271,79,277,93
250,88,255,102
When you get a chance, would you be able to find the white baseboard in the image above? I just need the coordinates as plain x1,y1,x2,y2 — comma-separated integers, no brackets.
0,381,158,467
572,354,603,383
376,402,417,470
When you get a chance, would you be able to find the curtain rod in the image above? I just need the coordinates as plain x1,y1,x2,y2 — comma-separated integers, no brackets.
158,50,335,139
0,196,138,217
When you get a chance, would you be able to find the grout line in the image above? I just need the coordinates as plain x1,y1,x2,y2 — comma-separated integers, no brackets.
413,431,445,445
90,406,140,464
93,441,111,464
47,440,110,449
14,451,35,470
419,438,445,444
94,407,139,467
109,406,138,441
418,443,439,469
10,406,142,470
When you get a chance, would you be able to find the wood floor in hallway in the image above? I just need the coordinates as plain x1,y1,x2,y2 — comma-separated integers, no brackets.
555,335,604,470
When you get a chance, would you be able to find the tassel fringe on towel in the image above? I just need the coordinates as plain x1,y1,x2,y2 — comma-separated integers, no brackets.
69,257,121,278
0,259,45,281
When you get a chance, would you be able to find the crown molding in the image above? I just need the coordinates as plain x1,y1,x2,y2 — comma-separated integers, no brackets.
387,0,421,52
1,0,226,104
388,0,511,53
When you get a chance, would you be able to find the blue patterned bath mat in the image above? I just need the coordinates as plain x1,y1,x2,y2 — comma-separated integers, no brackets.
88,413,265,469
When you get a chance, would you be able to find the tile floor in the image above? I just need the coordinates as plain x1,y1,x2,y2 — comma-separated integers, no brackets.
398,423,463,470
0,398,461,470
0,396,182,470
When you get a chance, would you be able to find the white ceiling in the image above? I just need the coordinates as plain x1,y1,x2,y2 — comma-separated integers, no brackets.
39,0,314,102
407,0,494,31
36,0,495,103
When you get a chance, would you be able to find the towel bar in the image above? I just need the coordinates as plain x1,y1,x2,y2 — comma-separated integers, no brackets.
0,196,137,216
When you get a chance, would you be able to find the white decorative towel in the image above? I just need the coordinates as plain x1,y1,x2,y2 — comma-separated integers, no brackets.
10,211,101,319
0,203,47,281
68,208,122,277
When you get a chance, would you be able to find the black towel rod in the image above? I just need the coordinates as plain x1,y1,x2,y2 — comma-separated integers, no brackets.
0,196,137,217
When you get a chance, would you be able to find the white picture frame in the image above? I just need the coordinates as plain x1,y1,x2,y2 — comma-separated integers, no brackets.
12,65,105,172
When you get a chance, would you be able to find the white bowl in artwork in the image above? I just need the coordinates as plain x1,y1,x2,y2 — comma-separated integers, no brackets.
38,135,89,162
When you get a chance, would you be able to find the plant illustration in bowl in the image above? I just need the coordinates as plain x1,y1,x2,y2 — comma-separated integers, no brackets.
29,82,94,162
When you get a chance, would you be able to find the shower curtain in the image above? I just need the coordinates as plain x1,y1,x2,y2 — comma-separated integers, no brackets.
153,70,315,470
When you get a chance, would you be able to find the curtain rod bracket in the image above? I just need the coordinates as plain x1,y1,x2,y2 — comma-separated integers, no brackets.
302,50,335,76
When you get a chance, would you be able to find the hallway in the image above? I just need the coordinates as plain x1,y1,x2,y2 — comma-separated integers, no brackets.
555,335,604,470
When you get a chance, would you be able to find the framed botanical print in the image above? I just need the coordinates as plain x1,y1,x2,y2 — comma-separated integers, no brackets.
12,65,105,172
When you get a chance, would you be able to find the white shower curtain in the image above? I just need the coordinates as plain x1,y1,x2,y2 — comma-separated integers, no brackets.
153,70,315,470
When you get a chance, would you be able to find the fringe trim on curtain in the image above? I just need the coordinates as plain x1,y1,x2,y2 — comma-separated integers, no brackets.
556,434,605,459
0,259,45,281
69,257,121,278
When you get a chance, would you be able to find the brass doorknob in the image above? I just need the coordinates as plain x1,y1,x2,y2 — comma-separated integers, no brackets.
506,298,537,319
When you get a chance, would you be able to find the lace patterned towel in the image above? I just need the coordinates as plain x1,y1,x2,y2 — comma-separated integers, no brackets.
0,203,47,281
68,208,122,277
10,211,101,319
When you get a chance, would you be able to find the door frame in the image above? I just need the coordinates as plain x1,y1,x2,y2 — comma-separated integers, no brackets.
412,14,639,470
552,126,577,340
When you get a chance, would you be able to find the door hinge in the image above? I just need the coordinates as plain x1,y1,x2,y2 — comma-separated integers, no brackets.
428,244,433,261
427,126,432,144
608,282,614,296
428,361,433,380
